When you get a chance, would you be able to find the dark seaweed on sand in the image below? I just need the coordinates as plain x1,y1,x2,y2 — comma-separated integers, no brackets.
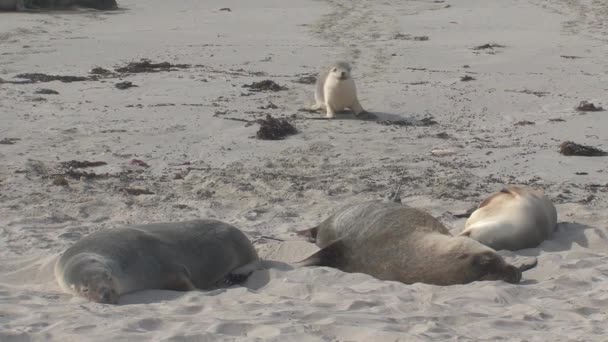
243,80,287,92
14,73,89,83
559,141,607,157
115,59,191,73
576,101,604,112
60,160,107,169
256,115,297,140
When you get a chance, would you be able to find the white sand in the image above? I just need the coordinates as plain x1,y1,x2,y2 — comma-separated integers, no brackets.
1,0,608,340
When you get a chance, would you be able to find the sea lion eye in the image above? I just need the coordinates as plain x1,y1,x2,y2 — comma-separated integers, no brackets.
332,68,337,72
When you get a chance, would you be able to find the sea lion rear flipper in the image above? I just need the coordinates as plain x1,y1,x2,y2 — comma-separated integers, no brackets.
293,240,347,268
295,226,319,243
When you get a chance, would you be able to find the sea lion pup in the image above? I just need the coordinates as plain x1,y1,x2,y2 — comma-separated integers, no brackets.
460,186,558,251
295,201,536,285
311,61,368,119
55,219,259,304
0,0,117,11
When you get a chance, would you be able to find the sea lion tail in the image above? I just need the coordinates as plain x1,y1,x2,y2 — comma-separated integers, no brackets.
293,240,346,268
295,226,319,243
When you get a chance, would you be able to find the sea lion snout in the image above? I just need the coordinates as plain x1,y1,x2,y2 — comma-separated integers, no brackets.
501,265,521,284
97,287,119,304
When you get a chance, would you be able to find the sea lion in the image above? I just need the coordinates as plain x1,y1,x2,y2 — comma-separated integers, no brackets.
0,0,117,11
55,219,259,304
311,61,368,119
296,201,536,285
459,185,558,251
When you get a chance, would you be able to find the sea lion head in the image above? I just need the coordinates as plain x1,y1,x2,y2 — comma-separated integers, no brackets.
449,237,522,284
328,61,352,81
62,256,119,304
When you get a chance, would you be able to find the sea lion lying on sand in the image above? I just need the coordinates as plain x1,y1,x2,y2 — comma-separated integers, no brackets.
296,201,536,285
460,185,557,251
55,219,259,304
0,0,117,11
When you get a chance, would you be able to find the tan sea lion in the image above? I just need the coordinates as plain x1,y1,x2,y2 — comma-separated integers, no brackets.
311,61,369,119
55,219,259,304
296,201,536,285
460,186,557,251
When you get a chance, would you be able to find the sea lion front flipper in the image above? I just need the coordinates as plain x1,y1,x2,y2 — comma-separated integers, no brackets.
165,264,196,291
295,226,319,243
515,257,538,273
293,240,347,269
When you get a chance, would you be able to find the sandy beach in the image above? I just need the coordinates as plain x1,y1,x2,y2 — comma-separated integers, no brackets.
1,0,608,340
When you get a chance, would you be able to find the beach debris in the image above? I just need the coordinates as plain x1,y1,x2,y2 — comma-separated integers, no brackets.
115,59,191,74
52,176,69,186
505,89,550,97
60,169,101,179
559,141,607,156
576,101,604,112
472,43,505,50
13,73,89,83
549,118,566,122
89,67,114,76
431,149,456,157
130,159,150,168
419,117,438,126
122,187,154,196
256,115,297,140
514,120,535,126
259,102,278,110
242,80,287,92
60,160,107,169
115,81,137,90
394,34,429,41
377,116,437,127
35,88,59,95
0,138,20,145
293,74,316,84
460,75,475,82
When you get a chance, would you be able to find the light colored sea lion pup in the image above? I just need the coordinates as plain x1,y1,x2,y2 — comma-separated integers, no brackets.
460,186,557,251
296,201,537,285
312,61,367,119
55,219,259,304
0,0,117,11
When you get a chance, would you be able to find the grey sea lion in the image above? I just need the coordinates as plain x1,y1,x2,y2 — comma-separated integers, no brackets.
296,201,536,285
311,61,369,119
0,0,117,11
459,185,558,251
55,219,259,304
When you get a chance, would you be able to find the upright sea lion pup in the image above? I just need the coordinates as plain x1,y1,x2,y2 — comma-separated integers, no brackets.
55,219,259,304
0,0,117,11
296,201,536,285
460,185,558,251
312,61,367,119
